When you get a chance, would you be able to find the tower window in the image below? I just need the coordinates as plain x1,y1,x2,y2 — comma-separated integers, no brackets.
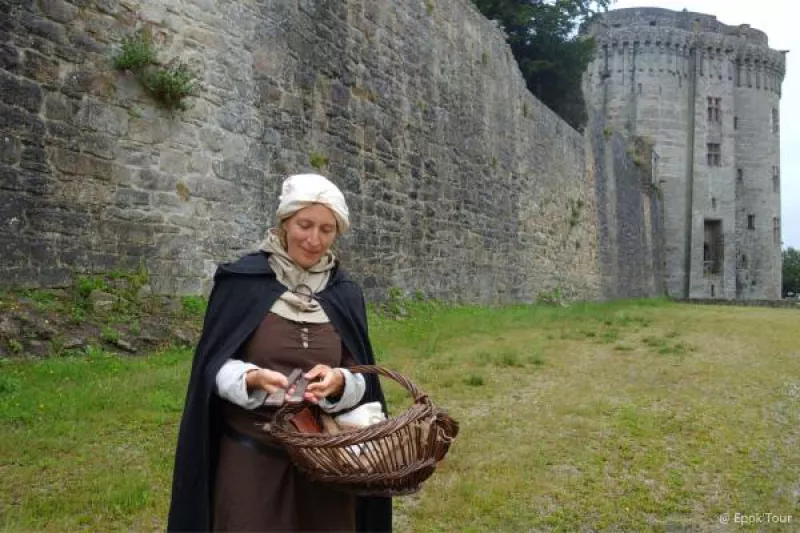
707,143,721,166
734,116,738,129
773,217,780,244
772,108,779,133
748,214,755,230
773,166,780,193
712,197,717,210
703,219,723,275
737,168,743,182
707,97,722,122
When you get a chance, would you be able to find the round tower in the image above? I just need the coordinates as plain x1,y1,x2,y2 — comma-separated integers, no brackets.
583,8,786,300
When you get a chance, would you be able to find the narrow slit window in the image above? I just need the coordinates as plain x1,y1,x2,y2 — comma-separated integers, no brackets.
773,217,780,245
748,214,755,230
703,219,723,275
773,166,780,193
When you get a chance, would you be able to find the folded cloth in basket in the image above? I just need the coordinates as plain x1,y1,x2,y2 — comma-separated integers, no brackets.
333,402,386,429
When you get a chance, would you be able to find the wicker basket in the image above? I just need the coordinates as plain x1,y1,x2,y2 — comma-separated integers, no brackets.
269,365,459,497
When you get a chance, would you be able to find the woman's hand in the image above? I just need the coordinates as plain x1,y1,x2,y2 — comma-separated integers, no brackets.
302,365,345,404
245,368,289,395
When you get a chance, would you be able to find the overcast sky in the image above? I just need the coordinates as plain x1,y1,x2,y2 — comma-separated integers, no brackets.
607,0,798,250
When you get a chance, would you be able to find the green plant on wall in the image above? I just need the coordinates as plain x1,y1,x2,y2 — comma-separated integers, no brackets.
568,198,583,228
112,27,198,112
309,152,329,170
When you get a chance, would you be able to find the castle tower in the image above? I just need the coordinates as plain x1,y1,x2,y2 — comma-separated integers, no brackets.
584,8,786,299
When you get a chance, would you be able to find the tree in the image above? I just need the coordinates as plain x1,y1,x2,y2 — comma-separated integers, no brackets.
782,247,800,297
471,0,611,131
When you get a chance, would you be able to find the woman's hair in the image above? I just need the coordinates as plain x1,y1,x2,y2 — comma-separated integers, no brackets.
276,224,288,249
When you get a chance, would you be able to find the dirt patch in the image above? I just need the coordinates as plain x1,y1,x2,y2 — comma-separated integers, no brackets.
0,284,203,359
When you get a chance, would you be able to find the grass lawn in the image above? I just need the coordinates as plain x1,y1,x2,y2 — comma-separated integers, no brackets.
1,299,799,531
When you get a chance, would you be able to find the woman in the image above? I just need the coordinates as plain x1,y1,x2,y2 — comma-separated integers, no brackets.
167,174,392,532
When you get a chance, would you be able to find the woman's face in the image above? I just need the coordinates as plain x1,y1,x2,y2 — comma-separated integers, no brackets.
282,203,338,269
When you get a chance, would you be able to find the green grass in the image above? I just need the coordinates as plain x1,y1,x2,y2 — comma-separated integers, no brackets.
2,299,800,531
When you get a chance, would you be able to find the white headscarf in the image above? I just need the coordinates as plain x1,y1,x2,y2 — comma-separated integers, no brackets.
258,173,350,323
275,173,350,234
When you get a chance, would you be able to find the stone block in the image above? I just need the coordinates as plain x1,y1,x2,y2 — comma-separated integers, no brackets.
0,43,20,71
82,12,119,42
0,70,43,112
20,12,67,44
20,144,49,172
0,135,21,164
128,115,171,144
138,4,167,24
217,103,251,134
98,220,154,246
95,0,119,15
77,98,128,136
49,147,113,180
117,144,157,167
60,69,93,98
212,159,264,185
0,190,30,229
28,207,92,236
245,143,274,169
71,32,105,55
19,48,60,85
114,187,151,207
152,191,187,211
0,102,45,142
80,132,117,160
61,68,114,98
43,91,79,122
156,149,188,176
38,0,78,24
110,163,136,186
0,167,53,194
135,169,178,192
45,120,80,150
184,26,226,49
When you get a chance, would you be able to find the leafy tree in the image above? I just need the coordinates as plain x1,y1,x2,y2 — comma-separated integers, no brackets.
782,247,800,297
471,0,611,131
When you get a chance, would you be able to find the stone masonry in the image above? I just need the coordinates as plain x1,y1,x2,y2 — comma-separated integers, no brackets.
0,0,663,303
584,8,785,300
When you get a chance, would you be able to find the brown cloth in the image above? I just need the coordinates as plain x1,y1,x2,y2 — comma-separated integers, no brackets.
213,312,356,532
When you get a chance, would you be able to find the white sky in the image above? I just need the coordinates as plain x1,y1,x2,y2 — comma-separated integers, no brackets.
607,0,798,249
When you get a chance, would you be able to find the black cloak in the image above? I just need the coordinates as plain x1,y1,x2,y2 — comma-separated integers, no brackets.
166,251,392,532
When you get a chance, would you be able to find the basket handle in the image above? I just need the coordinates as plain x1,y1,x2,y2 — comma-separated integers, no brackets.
345,364,430,404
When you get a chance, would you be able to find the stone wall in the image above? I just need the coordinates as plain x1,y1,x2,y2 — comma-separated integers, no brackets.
0,0,662,303
588,112,665,299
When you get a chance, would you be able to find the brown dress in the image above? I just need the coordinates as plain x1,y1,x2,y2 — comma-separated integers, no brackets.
212,312,357,532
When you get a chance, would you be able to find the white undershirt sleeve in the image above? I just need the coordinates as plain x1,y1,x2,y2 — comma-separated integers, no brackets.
318,369,366,413
215,358,268,410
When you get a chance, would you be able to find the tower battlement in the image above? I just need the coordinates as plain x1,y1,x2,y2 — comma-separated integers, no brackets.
588,8,769,46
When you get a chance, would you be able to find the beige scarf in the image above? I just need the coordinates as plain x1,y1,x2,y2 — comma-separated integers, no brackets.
259,230,335,323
